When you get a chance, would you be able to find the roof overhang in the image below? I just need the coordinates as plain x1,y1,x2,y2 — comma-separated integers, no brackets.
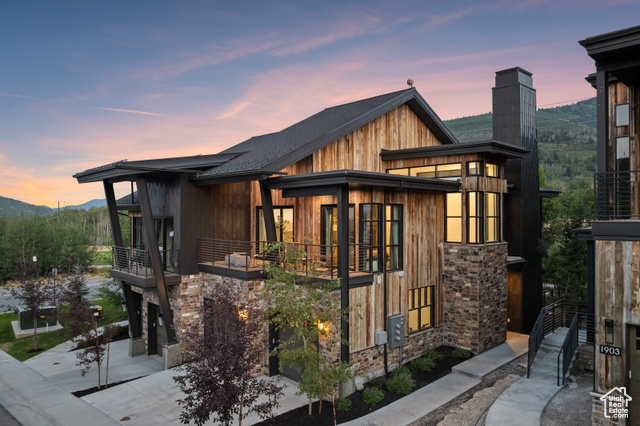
539,188,561,198
265,169,460,197
192,170,286,186
580,25,640,85
380,140,528,161
74,153,243,184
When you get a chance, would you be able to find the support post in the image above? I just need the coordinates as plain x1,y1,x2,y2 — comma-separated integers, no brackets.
122,283,142,338
337,184,350,363
136,174,176,344
260,181,278,243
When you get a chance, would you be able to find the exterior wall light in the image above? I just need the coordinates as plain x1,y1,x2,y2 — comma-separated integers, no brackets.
605,319,614,344
238,309,248,321
158,312,164,327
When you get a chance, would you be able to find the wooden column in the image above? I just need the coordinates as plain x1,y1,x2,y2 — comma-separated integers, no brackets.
136,174,176,344
596,68,608,174
260,181,278,243
337,184,350,363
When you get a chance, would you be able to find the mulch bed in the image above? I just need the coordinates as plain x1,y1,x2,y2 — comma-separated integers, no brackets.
256,346,470,425
72,376,146,398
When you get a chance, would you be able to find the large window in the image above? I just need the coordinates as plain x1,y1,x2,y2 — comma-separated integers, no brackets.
385,205,403,270
360,204,382,272
321,205,355,268
445,193,462,243
485,193,500,243
467,192,482,244
408,285,434,333
257,207,294,242
485,163,500,178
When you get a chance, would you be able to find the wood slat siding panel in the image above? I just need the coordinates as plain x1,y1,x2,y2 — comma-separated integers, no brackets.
199,181,251,242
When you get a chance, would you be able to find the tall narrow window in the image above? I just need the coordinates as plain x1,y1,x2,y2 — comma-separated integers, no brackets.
385,204,403,270
485,193,500,243
408,285,434,333
445,193,462,243
257,207,294,243
359,204,382,272
321,205,355,269
467,192,482,244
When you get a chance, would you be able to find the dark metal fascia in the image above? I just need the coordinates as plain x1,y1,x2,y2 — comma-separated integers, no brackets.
191,171,283,186
380,140,528,161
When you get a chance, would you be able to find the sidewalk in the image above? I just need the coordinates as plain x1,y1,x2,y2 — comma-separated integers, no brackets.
341,333,529,425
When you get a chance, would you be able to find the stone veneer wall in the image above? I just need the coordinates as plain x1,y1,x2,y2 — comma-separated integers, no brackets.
442,243,508,354
351,326,444,377
591,394,627,425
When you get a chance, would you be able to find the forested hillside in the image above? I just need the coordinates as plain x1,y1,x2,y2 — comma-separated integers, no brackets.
445,97,597,187
446,98,597,301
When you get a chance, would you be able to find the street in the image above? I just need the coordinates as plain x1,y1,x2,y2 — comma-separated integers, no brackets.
0,276,110,313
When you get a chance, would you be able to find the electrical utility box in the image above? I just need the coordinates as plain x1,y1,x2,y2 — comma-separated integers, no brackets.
388,314,405,349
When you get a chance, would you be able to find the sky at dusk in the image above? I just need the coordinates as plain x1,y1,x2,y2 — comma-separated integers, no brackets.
1,0,639,207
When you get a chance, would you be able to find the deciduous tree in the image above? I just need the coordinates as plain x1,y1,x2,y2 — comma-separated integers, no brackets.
174,284,283,426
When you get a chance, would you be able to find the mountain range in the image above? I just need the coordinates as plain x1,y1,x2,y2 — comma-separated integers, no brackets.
0,197,106,218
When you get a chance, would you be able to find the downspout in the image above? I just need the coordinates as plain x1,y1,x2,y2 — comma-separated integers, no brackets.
383,189,388,376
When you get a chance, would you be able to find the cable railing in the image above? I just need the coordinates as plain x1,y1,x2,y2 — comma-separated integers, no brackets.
112,246,178,277
594,170,640,220
197,238,378,279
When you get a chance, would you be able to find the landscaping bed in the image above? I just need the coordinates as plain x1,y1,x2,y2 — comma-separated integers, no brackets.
256,346,471,425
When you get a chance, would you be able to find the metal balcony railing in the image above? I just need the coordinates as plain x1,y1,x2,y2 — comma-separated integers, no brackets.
197,239,378,279
112,246,178,277
594,170,640,220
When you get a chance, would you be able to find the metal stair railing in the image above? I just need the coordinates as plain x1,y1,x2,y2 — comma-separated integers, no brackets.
527,299,564,378
557,311,594,386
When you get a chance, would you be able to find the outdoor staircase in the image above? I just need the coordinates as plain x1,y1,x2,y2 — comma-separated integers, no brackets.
484,328,572,426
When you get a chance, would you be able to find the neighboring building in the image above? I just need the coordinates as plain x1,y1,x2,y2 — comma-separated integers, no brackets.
580,25,640,424
73,68,543,384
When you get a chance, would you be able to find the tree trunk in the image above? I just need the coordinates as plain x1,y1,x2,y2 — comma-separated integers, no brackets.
32,312,38,351
105,341,110,388
239,393,244,426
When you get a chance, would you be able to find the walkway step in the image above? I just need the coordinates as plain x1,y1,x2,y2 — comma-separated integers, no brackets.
484,328,571,426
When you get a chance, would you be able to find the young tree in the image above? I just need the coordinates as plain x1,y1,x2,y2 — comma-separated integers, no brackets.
10,269,52,351
174,284,284,426
58,270,114,389
262,242,354,416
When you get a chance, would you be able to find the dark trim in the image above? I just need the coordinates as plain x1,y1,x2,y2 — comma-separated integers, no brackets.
110,269,182,288
380,140,528,161
596,69,608,174
193,171,283,186
507,257,527,270
579,25,640,59
122,283,142,338
198,264,266,281
337,185,350,364
259,181,278,244
267,169,460,192
539,188,561,198
591,221,640,240
349,275,375,287
136,174,176,344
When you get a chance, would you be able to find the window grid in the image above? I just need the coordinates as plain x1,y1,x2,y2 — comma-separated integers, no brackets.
467,192,483,244
408,285,434,333
359,204,382,273
445,192,462,243
385,204,403,271
485,192,501,243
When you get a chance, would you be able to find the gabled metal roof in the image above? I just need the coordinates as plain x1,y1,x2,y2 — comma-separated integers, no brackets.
193,88,458,184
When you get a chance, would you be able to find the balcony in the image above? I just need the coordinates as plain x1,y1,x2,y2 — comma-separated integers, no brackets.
594,171,640,220
593,171,640,239
197,238,377,286
111,246,182,288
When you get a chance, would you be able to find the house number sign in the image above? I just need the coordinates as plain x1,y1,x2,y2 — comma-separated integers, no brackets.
600,345,622,356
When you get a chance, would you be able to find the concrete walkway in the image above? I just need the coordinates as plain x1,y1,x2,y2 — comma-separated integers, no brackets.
485,328,569,426
341,333,529,426
0,332,530,426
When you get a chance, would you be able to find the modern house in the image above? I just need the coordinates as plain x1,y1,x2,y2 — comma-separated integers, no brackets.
74,67,544,382
580,25,640,424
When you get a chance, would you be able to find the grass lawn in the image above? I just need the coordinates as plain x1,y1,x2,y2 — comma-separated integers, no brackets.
0,298,127,362
92,250,113,266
